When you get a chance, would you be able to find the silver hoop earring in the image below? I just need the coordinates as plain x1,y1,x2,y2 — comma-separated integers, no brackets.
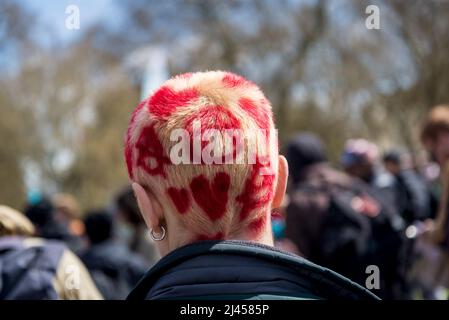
150,226,166,241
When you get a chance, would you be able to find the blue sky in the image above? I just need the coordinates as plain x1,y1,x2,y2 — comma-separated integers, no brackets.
21,0,119,45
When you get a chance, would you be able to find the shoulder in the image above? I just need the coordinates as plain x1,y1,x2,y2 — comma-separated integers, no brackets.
128,241,379,300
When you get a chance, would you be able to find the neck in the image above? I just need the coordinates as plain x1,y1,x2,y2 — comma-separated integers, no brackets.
232,216,274,246
161,214,275,257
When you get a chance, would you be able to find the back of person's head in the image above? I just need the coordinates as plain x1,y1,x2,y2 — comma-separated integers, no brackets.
382,150,403,176
24,196,54,229
420,104,449,166
84,210,113,244
52,193,81,220
421,104,449,143
383,150,401,165
0,205,35,237
341,139,379,168
286,132,327,184
115,186,142,226
52,193,85,238
340,139,379,183
124,71,287,254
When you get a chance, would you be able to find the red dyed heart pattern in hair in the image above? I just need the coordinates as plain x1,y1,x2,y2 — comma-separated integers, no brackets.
190,172,231,221
167,187,191,214
238,97,270,130
148,86,199,119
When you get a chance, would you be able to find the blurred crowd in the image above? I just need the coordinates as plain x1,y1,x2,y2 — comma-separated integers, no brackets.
271,105,449,300
0,187,158,299
280,134,445,299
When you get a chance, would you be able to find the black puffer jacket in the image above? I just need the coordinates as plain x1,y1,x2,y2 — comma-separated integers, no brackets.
127,240,379,300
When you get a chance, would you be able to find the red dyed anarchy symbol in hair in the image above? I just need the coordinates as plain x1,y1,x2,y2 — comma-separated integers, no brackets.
135,124,171,178
125,99,148,179
190,172,231,221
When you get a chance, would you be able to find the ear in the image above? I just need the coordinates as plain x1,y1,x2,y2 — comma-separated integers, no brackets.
131,182,161,230
272,155,289,209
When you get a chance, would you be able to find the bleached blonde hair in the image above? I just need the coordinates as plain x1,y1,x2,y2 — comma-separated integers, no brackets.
125,71,278,242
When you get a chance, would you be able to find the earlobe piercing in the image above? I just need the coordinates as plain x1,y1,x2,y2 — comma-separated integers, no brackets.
150,225,166,241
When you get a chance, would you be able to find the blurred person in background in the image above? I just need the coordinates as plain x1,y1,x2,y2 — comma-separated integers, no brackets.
383,150,432,224
414,151,441,221
420,105,449,246
52,193,86,240
383,150,434,297
285,132,406,299
124,71,377,300
411,104,449,298
24,193,83,254
0,205,102,299
80,210,148,300
341,139,398,213
114,186,159,265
